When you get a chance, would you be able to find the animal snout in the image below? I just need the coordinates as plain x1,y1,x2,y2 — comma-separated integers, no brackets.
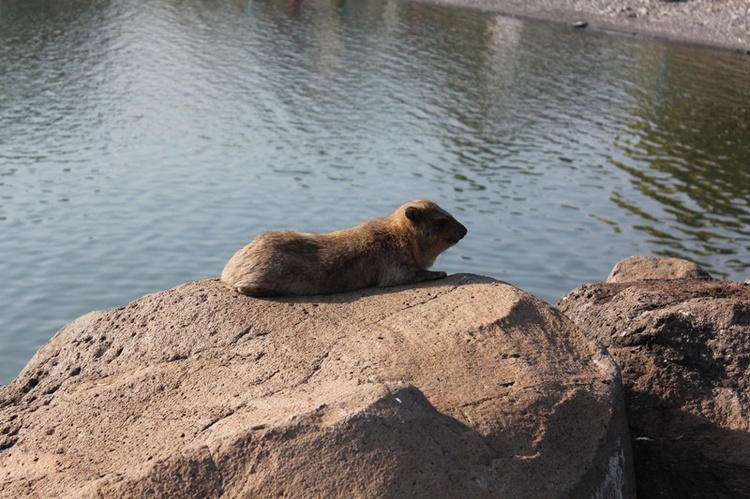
446,223,467,243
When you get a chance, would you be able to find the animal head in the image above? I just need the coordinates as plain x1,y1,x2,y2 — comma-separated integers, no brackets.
402,199,467,267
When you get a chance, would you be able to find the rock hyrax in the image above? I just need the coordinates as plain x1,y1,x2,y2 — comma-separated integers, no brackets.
221,199,467,296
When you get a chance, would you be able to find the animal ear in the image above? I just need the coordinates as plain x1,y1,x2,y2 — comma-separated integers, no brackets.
405,206,419,221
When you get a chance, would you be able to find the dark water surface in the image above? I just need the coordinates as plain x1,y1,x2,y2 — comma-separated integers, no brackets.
1,0,749,383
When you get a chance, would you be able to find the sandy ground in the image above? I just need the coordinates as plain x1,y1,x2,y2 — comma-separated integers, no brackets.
423,0,750,53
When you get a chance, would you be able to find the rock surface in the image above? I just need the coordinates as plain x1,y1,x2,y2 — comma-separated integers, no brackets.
606,255,713,283
558,258,750,498
1,274,634,498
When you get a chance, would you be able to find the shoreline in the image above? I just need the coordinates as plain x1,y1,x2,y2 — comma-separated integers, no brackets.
421,0,750,54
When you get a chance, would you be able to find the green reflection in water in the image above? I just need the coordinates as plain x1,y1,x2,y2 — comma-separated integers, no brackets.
613,44,750,275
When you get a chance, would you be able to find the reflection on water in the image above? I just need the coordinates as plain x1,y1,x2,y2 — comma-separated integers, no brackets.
1,0,749,383
613,46,750,272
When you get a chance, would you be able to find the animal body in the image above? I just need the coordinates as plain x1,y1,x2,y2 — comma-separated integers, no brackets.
221,199,467,296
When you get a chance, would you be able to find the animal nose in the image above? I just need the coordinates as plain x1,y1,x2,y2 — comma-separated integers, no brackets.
459,225,468,239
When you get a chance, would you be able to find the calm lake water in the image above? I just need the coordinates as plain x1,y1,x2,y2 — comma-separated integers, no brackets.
1,0,749,384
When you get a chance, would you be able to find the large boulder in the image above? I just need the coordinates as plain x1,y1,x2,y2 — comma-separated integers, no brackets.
558,258,750,498
1,274,634,498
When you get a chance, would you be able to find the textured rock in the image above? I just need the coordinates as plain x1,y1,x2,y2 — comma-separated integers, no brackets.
558,259,750,498
606,255,713,283
1,274,634,498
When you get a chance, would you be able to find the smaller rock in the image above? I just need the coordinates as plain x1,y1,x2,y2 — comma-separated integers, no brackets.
606,256,712,283
571,20,588,28
558,278,750,498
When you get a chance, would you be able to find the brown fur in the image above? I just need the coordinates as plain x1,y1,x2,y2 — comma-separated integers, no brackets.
220,199,467,296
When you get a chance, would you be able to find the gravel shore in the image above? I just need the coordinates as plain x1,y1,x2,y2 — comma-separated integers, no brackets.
425,0,750,53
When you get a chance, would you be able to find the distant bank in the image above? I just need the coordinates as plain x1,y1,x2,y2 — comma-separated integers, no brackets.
421,0,750,53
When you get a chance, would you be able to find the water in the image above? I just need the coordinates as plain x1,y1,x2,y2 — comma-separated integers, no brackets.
1,0,749,384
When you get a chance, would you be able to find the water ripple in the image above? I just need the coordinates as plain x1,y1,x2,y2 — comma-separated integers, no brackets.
1,0,749,383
